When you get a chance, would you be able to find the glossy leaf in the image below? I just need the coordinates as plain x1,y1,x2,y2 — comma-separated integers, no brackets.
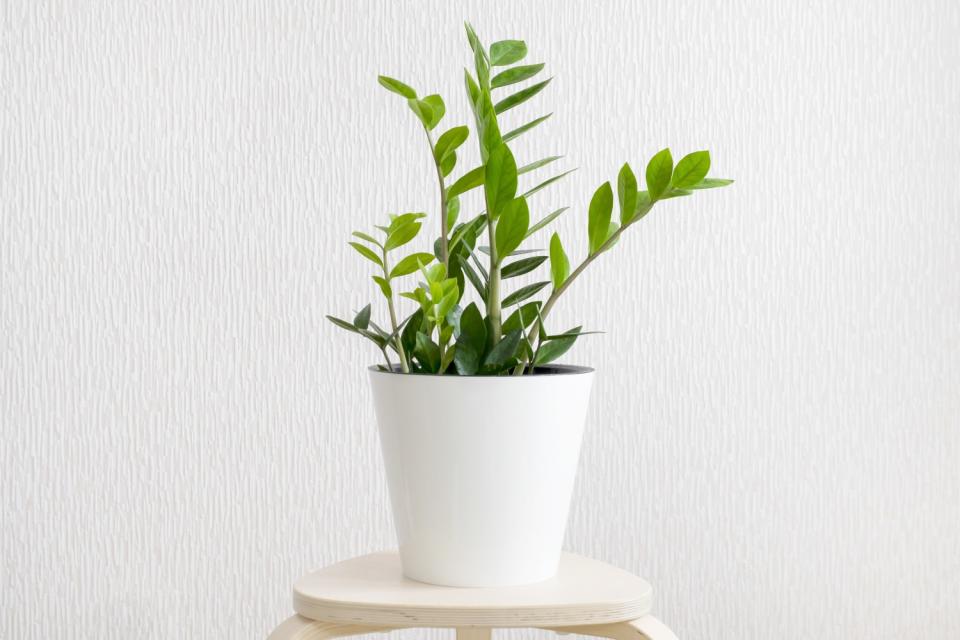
439,150,457,177
502,281,550,307
588,182,614,254
349,241,382,266
617,163,638,225
434,126,470,163
502,301,541,333
420,94,445,129
522,169,576,199
687,178,734,190
454,302,486,375
460,257,487,299
518,155,562,175
526,207,569,238
490,40,527,66
534,326,581,365
448,165,484,198
646,148,673,200
484,143,518,218
353,304,371,330
352,231,382,247
407,98,434,129
400,308,424,356
491,63,545,88
494,78,551,114
501,255,547,279
378,75,416,99
495,197,530,260
446,197,461,229
389,253,435,279
415,332,441,372
384,221,421,251
672,150,710,189
483,329,523,368
327,315,360,334
371,275,392,298
503,113,552,143
549,232,570,289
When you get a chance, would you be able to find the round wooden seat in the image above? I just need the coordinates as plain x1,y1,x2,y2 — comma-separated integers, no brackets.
292,552,652,628
269,551,678,640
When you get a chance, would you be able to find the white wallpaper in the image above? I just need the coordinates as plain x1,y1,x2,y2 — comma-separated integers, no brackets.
3,1,959,638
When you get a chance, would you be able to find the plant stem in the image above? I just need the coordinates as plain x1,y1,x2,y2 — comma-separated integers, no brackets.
423,128,449,271
485,220,502,343
381,252,410,373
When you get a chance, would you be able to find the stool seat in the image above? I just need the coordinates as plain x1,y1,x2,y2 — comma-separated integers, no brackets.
293,551,652,628
269,551,678,640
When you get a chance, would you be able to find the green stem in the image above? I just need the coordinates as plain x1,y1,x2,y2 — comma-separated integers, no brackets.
423,128,449,271
485,220,502,343
382,252,410,374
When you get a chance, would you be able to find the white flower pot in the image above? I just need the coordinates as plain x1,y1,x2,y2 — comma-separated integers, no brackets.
369,365,594,587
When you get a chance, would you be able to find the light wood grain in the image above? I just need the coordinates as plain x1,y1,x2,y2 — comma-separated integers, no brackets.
292,552,652,627
549,617,680,640
456,628,492,640
267,617,402,640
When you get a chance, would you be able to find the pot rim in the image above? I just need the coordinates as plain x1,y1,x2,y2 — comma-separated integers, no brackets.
367,363,594,378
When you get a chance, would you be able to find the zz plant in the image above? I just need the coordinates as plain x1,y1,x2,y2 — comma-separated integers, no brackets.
328,24,732,376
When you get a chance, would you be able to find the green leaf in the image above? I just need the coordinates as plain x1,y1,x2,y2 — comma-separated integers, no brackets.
518,155,562,175
494,78,551,114
484,143,518,218
448,165,484,198
327,315,360,334
352,231,382,247
460,257,487,299
378,75,416,99
414,332,441,373
491,63,545,88
490,40,527,66
495,197,530,260
660,188,693,199
407,98,434,129
687,178,734,190
502,255,547,279
400,308,424,356
464,69,481,107
389,252,435,279
502,281,550,307
502,113,552,143
526,206,569,238
420,94,445,129
439,150,457,177
672,150,710,189
434,126,470,165
588,182,614,254
353,304,371,330
502,301,541,333
522,169,576,199
534,326,581,365
446,196,461,229
549,232,570,289
384,221,421,251
454,302,486,375
371,275,392,298
646,148,673,200
617,163,638,225
349,241,383,267
483,329,523,367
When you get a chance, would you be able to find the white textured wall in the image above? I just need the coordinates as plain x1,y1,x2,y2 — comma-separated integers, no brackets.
3,1,959,638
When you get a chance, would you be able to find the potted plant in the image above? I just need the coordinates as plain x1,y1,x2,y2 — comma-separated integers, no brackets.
328,24,732,587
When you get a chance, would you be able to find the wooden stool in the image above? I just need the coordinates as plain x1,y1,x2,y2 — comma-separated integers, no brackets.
268,552,679,640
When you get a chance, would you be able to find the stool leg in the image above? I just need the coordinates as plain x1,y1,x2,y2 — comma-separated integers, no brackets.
545,616,679,640
456,628,492,640
267,616,401,640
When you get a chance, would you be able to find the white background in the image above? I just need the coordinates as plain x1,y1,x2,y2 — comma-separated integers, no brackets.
3,1,959,638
